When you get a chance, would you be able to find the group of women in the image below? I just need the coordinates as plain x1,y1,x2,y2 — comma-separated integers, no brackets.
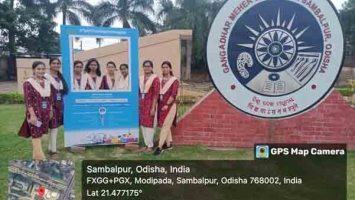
18,58,179,160
138,60,179,156
19,58,67,160
73,58,130,91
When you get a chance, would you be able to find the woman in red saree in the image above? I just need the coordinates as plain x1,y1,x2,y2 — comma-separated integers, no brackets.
139,60,160,152
44,58,68,158
18,61,54,160
101,61,119,90
153,61,179,156
80,58,103,90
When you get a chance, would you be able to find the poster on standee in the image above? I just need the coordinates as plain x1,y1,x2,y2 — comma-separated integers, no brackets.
60,25,139,147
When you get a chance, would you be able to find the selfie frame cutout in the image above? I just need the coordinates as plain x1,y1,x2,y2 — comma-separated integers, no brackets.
69,35,132,92
61,26,136,93
60,25,139,147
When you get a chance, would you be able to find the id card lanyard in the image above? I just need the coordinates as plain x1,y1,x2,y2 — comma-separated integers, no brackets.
111,78,115,90
160,80,164,100
142,75,149,100
160,78,168,101
37,79,48,109
56,78,62,101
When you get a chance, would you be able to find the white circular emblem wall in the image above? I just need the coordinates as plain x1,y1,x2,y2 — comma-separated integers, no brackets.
207,0,344,119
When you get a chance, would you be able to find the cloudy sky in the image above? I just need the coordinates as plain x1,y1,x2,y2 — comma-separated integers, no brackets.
60,0,347,51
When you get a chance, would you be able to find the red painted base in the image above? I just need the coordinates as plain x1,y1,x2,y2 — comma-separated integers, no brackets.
174,90,355,150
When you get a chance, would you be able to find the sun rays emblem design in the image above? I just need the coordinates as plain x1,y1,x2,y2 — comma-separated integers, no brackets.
206,0,344,118
238,9,313,71
232,7,323,97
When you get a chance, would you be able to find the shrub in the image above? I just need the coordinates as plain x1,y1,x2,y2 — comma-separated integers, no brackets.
0,92,25,104
336,87,354,97
0,92,201,105
177,95,200,104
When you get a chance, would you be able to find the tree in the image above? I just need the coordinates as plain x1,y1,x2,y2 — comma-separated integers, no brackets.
5,0,16,57
83,5,107,46
54,0,92,25
340,0,355,56
0,0,61,79
157,0,226,70
0,0,17,53
97,0,157,36
157,0,174,21
0,0,20,79
16,0,60,54
206,0,226,24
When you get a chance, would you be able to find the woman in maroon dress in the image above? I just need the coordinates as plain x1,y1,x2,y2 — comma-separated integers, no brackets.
80,58,103,90
101,61,119,90
138,60,160,152
153,61,179,156
73,60,84,90
18,61,54,161
44,58,68,158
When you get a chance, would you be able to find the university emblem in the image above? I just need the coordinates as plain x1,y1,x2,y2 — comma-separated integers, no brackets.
207,0,344,118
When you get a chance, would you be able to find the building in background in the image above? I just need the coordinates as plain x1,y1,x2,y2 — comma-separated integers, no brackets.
16,30,193,94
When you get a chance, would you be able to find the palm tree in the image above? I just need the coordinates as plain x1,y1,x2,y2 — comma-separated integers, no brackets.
157,0,174,21
157,0,211,69
340,0,355,56
97,0,157,36
0,0,16,79
157,0,226,70
83,5,107,46
207,0,226,24
54,0,92,25
0,0,16,55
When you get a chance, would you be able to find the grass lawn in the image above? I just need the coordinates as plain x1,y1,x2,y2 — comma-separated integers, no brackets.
0,104,354,199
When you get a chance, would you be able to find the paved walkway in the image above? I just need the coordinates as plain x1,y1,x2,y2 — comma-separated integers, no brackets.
0,81,17,93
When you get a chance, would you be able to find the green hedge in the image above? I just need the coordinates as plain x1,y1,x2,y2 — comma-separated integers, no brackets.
0,92,198,105
0,92,25,104
336,87,355,97
2,89,350,104
177,95,200,104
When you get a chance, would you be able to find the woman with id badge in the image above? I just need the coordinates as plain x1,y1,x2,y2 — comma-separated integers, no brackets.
138,60,160,152
19,61,54,161
44,58,68,158
153,61,179,156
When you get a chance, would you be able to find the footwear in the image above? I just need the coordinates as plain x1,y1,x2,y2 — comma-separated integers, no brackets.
144,147,154,152
47,150,60,155
162,143,173,150
164,146,173,150
153,148,163,156
48,150,59,159
136,147,148,152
